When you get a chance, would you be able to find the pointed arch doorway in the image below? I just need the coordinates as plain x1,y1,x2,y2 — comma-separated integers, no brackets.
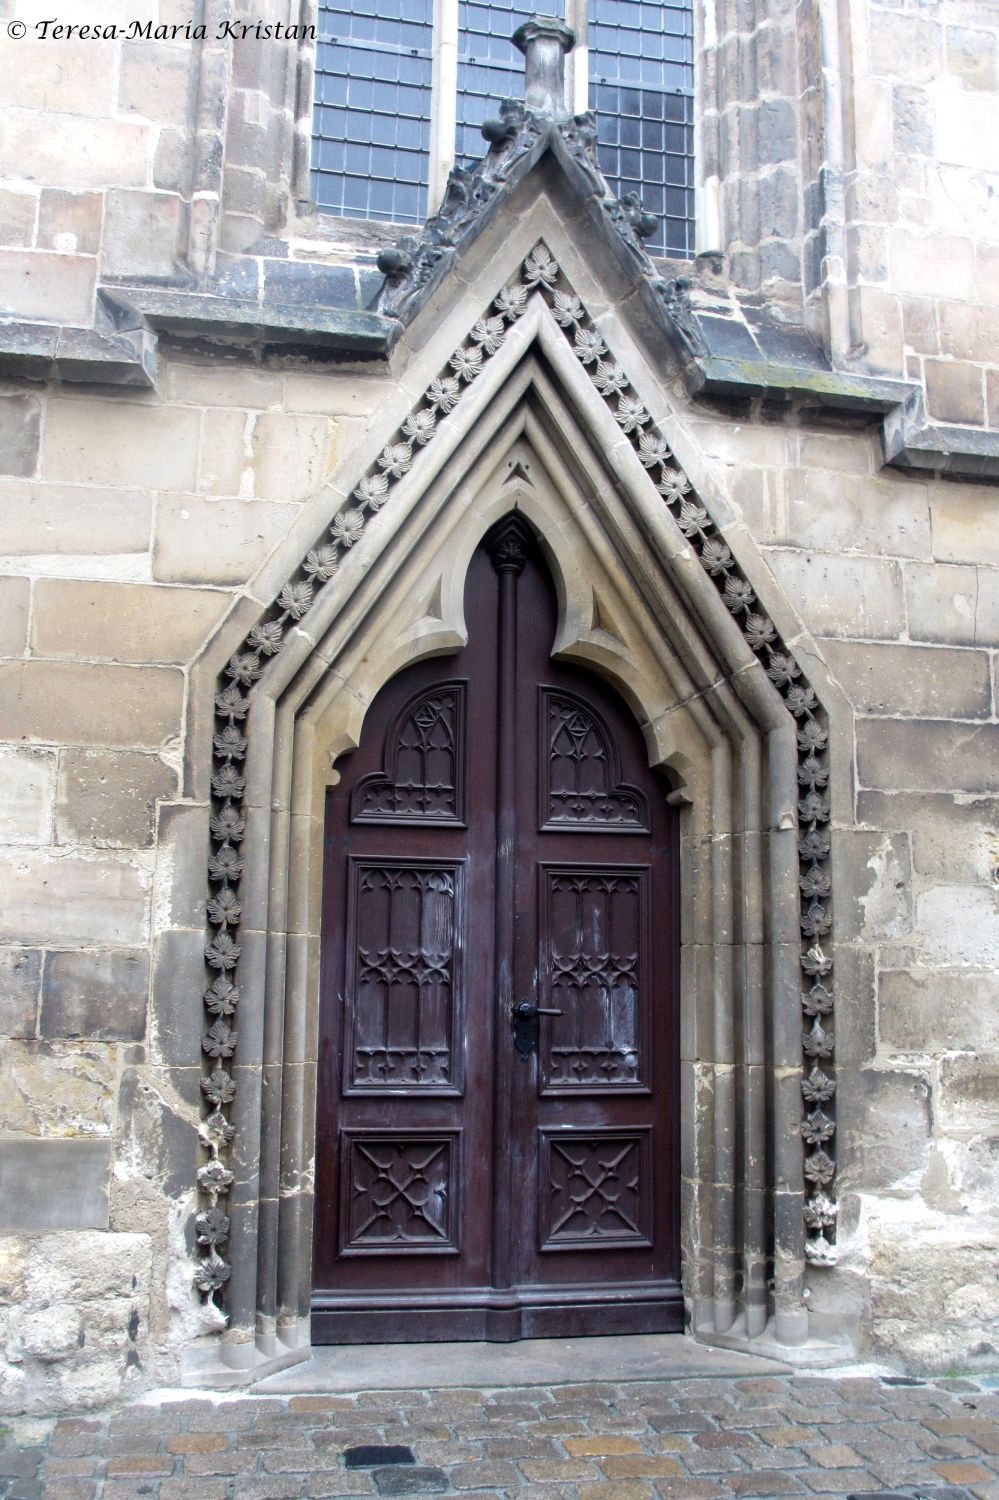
312,515,683,1342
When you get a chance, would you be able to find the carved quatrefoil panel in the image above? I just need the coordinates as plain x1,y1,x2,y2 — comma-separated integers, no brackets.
539,1128,652,1251
339,1130,461,1255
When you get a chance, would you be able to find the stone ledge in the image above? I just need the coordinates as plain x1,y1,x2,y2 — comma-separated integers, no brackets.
686,352,913,415
883,405,999,480
103,285,393,359
0,306,157,388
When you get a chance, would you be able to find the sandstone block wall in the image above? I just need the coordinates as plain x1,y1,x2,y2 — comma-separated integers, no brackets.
0,361,379,1411
700,0,999,429
0,0,201,322
692,415,999,1370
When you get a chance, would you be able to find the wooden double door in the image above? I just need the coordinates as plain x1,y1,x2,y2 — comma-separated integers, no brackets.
313,517,681,1341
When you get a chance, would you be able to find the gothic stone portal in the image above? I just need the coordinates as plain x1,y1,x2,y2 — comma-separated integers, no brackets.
312,518,682,1341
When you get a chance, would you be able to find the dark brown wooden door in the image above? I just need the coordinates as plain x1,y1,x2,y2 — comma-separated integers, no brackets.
312,517,681,1342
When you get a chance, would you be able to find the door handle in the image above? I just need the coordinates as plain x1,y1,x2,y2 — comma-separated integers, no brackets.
512,1000,564,1060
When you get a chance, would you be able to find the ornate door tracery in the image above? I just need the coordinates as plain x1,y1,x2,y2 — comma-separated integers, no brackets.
312,516,681,1341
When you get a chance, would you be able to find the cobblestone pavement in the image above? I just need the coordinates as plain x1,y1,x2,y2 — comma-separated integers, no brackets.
2,1373,999,1500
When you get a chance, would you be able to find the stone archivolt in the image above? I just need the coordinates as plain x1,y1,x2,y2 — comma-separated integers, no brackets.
195,239,839,1307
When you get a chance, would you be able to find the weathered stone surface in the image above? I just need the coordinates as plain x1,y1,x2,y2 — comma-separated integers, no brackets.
117,41,192,128
249,412,340,503
938,1054,999,1135
0,1226,153,1413
0,1040,116,1137
947,1133,999,1222
869,1213,999,1371
892,84,934,157
830,830,912,942
152,493,296,585
0,189,37,249
936,86,999,172
195,410,339,503
929,485,999,567
0,577,29,657
0,248,96,325
3,41,116,114
40,950,148,1041
115,1066,198,1201
844,1069,931,1193
0,949,41,1039
0,394,41,477
823,639,990,719
766,550,906,640
828,943,877,1067
55,748,176,849
43,399,200,490
853,283,904,373
149,927,208,1068
870,10,943,83
939,302,999,368
0,747,56,844
102,189,181,279
0,109,149,191
902,560,994,646
32,579,230,665
891,230,974,301
0,662,183,747
783,469,931,560
165,361,284,410
857,719,999,793
154,803,209,930
0,479,152,556
858,790,999,884
924,358,985,425
284,370,385,417
914,885,999,967
37,189,103,256
0,850,150,947
946,22,999,90
880,968,999,1054
0,1139,110,1230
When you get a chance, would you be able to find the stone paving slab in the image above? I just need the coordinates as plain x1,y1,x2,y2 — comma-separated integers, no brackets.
1,1373,998,1500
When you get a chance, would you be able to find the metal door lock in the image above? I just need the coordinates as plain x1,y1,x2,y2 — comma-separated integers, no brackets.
512,1000,563,1060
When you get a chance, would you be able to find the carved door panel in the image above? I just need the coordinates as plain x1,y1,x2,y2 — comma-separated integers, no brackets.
313,520,680,1342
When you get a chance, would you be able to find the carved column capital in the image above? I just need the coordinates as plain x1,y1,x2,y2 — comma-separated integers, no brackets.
487,517,530,575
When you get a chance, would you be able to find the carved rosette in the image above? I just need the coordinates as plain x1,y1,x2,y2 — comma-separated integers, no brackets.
516,243,838,1263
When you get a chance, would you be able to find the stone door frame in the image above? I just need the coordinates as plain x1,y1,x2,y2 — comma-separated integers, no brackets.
178,210,852,1385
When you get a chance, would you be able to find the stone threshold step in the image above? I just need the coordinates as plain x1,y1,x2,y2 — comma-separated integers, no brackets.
253,1332,790,1393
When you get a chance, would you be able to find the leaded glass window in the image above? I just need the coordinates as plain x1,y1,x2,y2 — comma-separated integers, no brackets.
312,0,433,225
589,0,694,257
456,1,530,165
312,0,695,258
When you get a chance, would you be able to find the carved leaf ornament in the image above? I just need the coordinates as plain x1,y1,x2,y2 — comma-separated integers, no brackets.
195,240,837,1300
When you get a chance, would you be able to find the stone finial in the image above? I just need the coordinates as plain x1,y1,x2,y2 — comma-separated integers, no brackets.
512,14,575,118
